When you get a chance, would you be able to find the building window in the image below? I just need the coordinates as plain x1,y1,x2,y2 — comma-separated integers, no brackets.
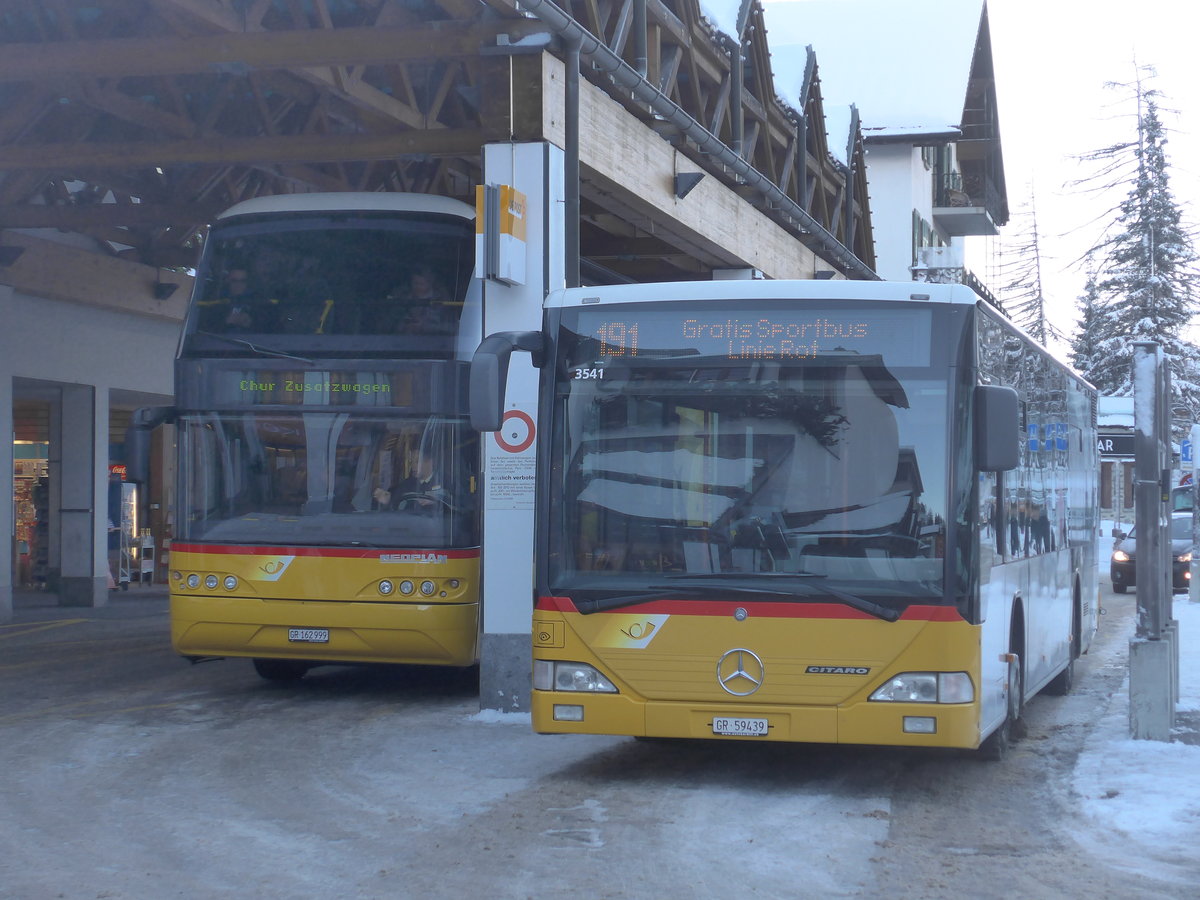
1101,461,1113,509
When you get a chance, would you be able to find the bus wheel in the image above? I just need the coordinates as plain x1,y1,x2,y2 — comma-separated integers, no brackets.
252,658,309,682
979,652,1022,761
1045,605,1078,696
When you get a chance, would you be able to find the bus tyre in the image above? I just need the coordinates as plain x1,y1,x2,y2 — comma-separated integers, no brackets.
252,658,309,681
1045,606,1078,696
978,652,1023,761
1045,658,1074,696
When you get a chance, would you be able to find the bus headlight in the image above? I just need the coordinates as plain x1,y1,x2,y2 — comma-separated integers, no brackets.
186,573,200,589
533,660,618,693
223,575,238,591
420,580,437,596
870,672,974,703
204,575,219,589
378,580,394,595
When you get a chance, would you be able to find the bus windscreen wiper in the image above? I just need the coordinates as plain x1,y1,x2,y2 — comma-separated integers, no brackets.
195,331,314,365
573,585,797,614
573,578,899,621
661,573,901,622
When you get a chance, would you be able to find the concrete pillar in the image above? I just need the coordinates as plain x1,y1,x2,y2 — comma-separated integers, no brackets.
57,383,107,607
478,141,565,712
1,374,12,623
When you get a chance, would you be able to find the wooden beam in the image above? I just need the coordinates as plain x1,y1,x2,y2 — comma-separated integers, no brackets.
0,129,487,170
0,203,223,229
0,23,550,82
0,230,191,323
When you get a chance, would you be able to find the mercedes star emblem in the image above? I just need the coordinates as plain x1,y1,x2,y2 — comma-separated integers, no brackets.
716,648,765,696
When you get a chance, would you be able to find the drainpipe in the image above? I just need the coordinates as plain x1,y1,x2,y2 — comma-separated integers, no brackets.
633,0,647,79
731,0,754,161
516,0,877,280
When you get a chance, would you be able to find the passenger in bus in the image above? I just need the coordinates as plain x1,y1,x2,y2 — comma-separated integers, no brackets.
387,266,456,335
198,268,278,332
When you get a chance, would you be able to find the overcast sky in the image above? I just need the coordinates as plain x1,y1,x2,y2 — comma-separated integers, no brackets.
756,0,1199,348
976,0,1199,336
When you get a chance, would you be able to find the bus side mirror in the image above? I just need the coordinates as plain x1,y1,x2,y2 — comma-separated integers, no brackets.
975,385,1019,472
125,406,175,483
469,331,544,432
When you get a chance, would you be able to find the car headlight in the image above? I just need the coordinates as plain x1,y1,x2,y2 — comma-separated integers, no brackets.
870,672,974,703
533,660,618,693
1112,550,1130,563
1178,552,1192,563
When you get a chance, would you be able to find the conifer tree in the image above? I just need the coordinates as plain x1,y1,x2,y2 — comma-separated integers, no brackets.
1070,72,1199,419
1067,269,1103,376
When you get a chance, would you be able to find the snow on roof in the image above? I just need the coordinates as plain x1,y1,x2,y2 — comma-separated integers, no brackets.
761,0,984,141
1098,395,1134,428
698,0,742,41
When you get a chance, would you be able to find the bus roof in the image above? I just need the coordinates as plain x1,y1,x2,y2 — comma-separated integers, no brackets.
544,279,981,308
216,192,475,221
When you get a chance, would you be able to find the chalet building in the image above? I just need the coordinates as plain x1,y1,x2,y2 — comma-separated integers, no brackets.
765,0,1009,298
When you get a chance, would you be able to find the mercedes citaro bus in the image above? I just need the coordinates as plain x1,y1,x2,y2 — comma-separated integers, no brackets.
471,279,1098,758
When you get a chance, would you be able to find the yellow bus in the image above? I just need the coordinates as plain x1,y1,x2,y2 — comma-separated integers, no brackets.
133,193,482,680
472,280,1098,758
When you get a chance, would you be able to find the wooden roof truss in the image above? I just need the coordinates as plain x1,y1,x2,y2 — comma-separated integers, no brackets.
0,0,874,279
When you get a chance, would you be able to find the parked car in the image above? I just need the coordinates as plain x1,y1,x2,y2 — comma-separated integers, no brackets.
1110,512,1194,594
1172,484,1193,512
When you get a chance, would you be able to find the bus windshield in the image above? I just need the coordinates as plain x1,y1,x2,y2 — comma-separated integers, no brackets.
548,302,951,604
189,212,474,341
178,412,479,549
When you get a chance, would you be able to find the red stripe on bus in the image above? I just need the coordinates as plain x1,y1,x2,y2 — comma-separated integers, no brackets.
535,595,962,622
171,542,480,560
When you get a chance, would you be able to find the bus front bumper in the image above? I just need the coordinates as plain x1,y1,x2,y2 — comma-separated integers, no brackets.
531,690,981,749
171,593,479,667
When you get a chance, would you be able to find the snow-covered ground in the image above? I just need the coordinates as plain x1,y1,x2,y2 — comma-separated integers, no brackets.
1067,526,1200,878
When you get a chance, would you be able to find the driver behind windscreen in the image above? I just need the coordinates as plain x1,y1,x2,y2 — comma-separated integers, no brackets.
373,449,443,511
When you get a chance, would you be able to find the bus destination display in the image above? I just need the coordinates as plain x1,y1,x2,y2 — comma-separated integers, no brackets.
575,305,932,367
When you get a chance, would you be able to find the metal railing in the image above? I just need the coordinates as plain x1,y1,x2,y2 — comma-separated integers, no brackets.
933,169,1003,223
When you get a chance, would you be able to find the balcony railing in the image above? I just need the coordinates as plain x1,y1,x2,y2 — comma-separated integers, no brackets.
910,252,1004,314
933,169,1003,226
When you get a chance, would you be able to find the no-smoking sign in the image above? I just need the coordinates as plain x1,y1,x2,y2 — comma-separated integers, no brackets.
495,409,535,453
